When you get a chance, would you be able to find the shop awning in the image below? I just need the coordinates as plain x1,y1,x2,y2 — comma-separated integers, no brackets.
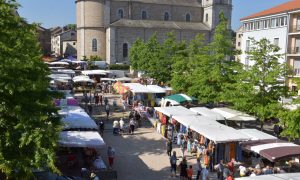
190,107,225,121
154,106,196,117
164,94,196,103
81,70,109,75
172,115,220,128
115,77,132,82
123,83,154,93
146,85,166,93
212,107,256,121
59,131,105,149
62,111,98,130
238,129,277,141
72,75,95,83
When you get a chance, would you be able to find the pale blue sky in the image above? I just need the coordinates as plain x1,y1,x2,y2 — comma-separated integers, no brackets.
17,0,289,30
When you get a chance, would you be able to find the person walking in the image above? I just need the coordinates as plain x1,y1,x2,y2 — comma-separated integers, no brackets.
196,158,202,180
119,118,125,134
166,138,172,157
88,103,93,115
179,157,188,180
105,104,110,120
187,165,193,180
202,166,209,180
112,120,120,135
104,97,108,106
129,118,135,134
90,172,99,180
180,136,187,158
215,160,224,180
98,119,104,136
170,151,178,177
99,94,103,106
107,146,115,168
95,93,99,106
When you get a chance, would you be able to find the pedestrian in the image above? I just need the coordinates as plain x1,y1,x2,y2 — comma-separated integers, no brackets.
170,151,178,177
105,104,110,120
95,93,99,106
134,110,141,127
119,118,125,134
227,158,235,176
107,146,115,168
99,119,104,136
196,158,202,180
187,165,193,180
90,172,99,180
180,136,187,158
129,118,135,134
99,94,103,106
122,98,127,111
104,97,108,105
179,157,188,180
202,166,209,180
113,119,120,135
215,160,224,180
166,138,172,157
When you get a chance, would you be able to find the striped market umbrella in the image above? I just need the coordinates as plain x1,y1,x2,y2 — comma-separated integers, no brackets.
113,82,129,94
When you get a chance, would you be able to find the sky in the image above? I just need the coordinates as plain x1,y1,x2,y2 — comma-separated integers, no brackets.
17,0,290,30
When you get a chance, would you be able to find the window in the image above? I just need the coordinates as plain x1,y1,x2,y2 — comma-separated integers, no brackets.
118,9,124,18
142,11,147,20
123,43,128,58
271,18,276,28
274,38,279,46
280,16,287,26
164,12,170,21
297,16,300,31
245,57,250,70
238,42,241,47
246,40,250,52
92,38,97,52
255,21,260,30
73,42,76,45
249,22,254,30
186,13,191,22
263,19,270,29
205,13,208,22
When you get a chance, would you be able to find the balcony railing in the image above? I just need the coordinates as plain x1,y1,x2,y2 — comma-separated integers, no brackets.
289,47,300,54
290,25,300,33
294,68,300,76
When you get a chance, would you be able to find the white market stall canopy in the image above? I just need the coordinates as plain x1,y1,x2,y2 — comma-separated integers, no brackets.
81,70,109,76
49,74,72,80
100,78,116,82
115,77,132,82
146,85,166,93
190,107,225,121
212,107,256,121
59,131,105,149
72,75,95,83
238,129,277,141
49,61,69,66
190,123,250,143
57,69,75,75
58,106,86,116
62,111,98,130
154,106,196,117
172,115,220,128
123,83,154,93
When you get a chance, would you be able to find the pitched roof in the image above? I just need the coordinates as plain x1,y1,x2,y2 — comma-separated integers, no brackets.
241,0,300,21
112,0,202,7
110,19,210,31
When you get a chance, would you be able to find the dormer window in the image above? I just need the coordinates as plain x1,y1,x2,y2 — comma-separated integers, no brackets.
186,13,191,22
118,9,124,19
142,11,147,20
164,12,170,21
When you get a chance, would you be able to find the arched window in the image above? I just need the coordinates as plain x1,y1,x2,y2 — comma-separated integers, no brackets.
186,13,191,22
92,38,97,52
123,43,128,58
141,11,147,20
205,13,209,22
164,12,170,21
117,9,124,18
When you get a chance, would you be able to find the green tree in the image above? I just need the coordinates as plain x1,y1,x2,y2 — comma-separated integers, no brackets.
0,1,61,178
235,37,287,129
129,38,145,70
189,13,240,105
279,108,300,140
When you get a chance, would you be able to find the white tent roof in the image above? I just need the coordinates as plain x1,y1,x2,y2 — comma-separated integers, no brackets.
72,75,95,83
235,173,300,180
58,106,85,116
146,85,166,93
62,111,98,130
123,83,154,93
163,86,173,91
189,123,250,143
100,78,116,81
154,106,196,117
57,69,75,74
251,143,298,154
172,115,220,128
190,107,225,121
212,107,256,121
49,61,69,66
238,129,277,141
115,77,132,82
81,70,109,75
48,74,72,80
59,131,105,149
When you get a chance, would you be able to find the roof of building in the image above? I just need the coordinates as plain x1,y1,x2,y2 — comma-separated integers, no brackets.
241,0,300,21
111,0,202,7
110,19,210,31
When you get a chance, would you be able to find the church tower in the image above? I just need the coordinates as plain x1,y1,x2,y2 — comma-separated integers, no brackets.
76,0,109,60
202,0,232,30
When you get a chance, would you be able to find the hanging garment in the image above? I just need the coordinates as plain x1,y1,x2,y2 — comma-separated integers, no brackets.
224,143,230,163
229,143,236,161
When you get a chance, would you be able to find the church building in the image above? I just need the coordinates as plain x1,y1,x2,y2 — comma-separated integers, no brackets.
76,0,232,64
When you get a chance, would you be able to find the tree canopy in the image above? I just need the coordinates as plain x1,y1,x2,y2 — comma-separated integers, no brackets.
0,1,61,178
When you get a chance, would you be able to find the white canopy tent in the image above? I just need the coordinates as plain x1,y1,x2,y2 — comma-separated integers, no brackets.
48,74,72,80
146,85,166,93
190,107,225,121
72,75,95,83
59,131,105,149
250,143,298,154
154,106,196,117
62,111,98,130
238,129,277,141
172,115,220,128
115,77,132,82
100,78,116,82
49,61,69,66
81,70,109,76
123,83,154,93
58,106,86,116
212,107,256,121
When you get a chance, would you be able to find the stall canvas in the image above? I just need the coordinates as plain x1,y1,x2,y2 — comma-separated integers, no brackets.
59,131,105,149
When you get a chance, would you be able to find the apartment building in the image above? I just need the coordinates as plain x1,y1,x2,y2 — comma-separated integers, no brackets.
239,0,300,90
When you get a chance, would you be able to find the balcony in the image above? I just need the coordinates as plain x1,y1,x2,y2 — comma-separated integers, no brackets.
288,47,300,55
294,68,300,76
290,25,300,34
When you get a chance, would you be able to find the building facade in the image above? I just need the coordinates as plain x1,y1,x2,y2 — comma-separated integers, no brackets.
51,30,77,57
239,0,300,90
76,0,233,64
37,26,51,56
